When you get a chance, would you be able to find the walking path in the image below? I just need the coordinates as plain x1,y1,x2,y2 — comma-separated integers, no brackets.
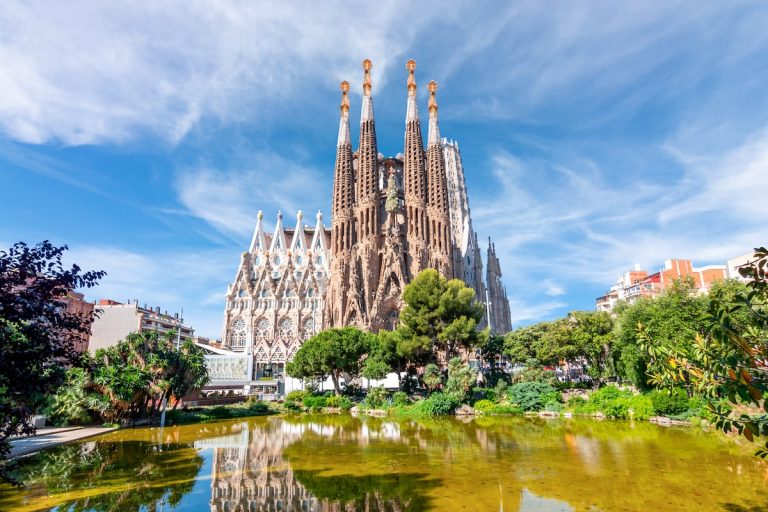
9,426,118,458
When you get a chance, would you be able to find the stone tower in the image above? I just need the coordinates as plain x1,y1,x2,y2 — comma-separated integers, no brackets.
486,238,512,333
424,80,453,278
324,59,511,333
403,59,430,278
326,81,355,328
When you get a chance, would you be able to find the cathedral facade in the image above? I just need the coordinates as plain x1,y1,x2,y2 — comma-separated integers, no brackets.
221,210,331,385
217,60,511,394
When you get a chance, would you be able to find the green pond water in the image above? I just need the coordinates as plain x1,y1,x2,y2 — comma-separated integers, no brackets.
1,415,766,511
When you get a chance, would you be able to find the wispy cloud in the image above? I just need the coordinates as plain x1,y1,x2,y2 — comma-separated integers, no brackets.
473,123,768,324
0,1,444,146
174,152,329,238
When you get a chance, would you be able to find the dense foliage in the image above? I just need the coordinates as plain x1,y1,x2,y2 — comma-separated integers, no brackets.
0,241,104,485
641,247,768,456
286,327,373,395
507,382,558,412
47,330,210,425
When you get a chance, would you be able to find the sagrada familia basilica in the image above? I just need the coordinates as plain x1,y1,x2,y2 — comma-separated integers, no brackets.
212,60,511,394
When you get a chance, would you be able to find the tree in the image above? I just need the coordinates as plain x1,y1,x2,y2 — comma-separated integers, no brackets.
398,269,485,365
504,321,560,367
615,278,708,389
286,327,372,395
49,331,210,424
612,299,654,389
422,363,443,392
641,248,768,457
567,310,615,384
476,333,507,386
0,241,104,485
444,357,477,402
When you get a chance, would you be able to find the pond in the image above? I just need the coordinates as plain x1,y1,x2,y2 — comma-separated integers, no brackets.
1,415,766,511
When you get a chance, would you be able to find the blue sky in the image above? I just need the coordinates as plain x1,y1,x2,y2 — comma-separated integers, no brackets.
2,1,767,338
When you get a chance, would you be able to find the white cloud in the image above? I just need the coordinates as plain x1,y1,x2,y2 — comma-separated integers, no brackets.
0,1,445,146
544,281,565,297
507,297,566,326
5,2,766,146
659,129,768,224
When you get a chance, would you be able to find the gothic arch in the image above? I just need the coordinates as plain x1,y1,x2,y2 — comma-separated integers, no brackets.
229,318,247,349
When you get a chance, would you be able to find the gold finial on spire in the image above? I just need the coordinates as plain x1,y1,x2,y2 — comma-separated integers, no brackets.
362,59,372,96
340,81,350,113
406,59,417,95
428,80,438,114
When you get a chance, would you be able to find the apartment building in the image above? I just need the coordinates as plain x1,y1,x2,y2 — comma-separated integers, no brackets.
89,299,193,351
596,259,727,311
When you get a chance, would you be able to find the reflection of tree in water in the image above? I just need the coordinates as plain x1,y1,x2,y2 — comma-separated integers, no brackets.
291,469,435,512
14,440,203,511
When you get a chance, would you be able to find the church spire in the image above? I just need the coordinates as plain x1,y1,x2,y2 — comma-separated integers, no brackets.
356,58,379,239
403,59,429,271
361,59,374,122
337,80,351,146
424,79,452,277
406,58,419,121
331,81,355,253
249,210,267,253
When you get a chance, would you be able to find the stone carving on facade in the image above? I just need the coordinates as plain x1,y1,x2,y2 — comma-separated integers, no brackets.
206,356,249,381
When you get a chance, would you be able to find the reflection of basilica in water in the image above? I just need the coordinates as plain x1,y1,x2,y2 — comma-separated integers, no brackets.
198,418,408,512
197,420,316,511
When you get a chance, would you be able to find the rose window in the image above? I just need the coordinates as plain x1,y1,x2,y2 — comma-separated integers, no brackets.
254,318,271,339
278,318,294,340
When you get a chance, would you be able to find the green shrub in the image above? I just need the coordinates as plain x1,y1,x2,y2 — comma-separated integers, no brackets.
411,392,459,416
508,382,557,412
566,395,587,408
627,394,655,420
244,399,270,414
488,403,523,416
685,396,710,419
444,358,477,402
303,395,328,410
649,388,690,416
364,386,388,409
473,399,495,413
285,390,310,407
392,391,409,407
589,385,627,404
46,368,92,426
603,397,631,419
494,379,510,401
325,395,353,410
